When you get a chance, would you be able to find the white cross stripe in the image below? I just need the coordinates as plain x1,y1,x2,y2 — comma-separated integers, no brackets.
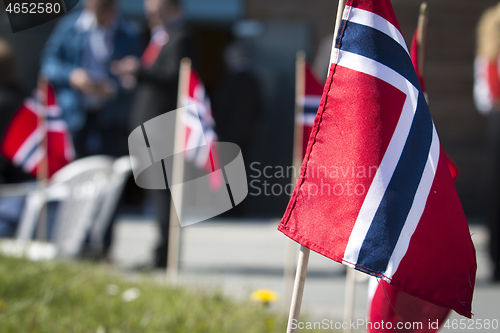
336,49,439,278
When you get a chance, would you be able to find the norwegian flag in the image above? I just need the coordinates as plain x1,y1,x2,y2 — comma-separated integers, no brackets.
296,64,324,157
1,82,75,178
180,68,221,189
278,0,476,318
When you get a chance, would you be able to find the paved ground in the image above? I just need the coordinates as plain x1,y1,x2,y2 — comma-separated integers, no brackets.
111,216,500,332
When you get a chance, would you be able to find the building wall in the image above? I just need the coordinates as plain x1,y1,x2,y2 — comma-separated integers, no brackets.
246,0,500,217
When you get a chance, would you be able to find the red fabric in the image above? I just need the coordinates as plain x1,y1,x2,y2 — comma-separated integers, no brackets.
446,154,460,180
486,60,500,103
1,104,38,159
391,148,475,317
354,0,401,33
305,64,324,96
369,280,450,333
302,64,325,156
282,65,406,259
141,41,163,68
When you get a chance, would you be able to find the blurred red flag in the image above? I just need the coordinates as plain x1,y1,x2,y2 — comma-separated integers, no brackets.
296,63,324,157
1,81,75,178
180,68,222,190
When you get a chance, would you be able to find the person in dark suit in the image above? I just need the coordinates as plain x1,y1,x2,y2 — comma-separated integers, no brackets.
40,0,141,157
475,4,500,282
114,0,198,268
213,43,262,216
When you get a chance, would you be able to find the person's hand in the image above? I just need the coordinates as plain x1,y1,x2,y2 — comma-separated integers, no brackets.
69,68,95,94
93,79,117,100
110,56,140,76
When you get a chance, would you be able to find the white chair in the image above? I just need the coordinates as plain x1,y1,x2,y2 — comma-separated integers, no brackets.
87,155,134,255
16,156,115,258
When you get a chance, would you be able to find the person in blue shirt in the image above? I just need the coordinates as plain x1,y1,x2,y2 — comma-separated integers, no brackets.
40,0,141,157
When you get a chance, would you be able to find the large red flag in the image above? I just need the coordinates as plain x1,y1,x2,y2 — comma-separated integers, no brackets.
278,0,476,318
1,82,75,178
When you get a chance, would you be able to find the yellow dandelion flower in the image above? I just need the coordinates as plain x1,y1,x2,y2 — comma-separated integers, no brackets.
250,289,279,304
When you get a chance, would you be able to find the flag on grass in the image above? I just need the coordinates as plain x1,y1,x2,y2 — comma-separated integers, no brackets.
179,68,221,189
278,0,476,318
296,63,324,157
1,81,75,178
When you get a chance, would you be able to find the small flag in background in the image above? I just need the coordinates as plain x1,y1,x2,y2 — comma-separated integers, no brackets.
410,28,426,96
180,68,221,189
296,64,324,157
1,81,75,178
279,0,476,318
410,24,460,181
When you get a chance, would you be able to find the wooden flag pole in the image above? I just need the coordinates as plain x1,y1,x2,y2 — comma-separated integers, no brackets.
417,2,429,79
283,51,306,312
285,2,347,332
36,77,49,241
166,58,191,285
286,245,310,333
343,267,356,333
328,0,348,73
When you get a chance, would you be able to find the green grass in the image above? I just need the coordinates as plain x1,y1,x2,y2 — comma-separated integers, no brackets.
0,255,331,333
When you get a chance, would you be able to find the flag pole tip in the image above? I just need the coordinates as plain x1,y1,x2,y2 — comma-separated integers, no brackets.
420,2,428,16
180,57,192,68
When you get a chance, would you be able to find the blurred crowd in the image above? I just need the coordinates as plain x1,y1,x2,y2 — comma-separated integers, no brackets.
0,0,263,268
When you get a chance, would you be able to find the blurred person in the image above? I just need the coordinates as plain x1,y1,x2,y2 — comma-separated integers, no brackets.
0,38,31,184
113,0,198,268
212,42,262,216
0,38,32,237
40,0,141,158
474,2,500,282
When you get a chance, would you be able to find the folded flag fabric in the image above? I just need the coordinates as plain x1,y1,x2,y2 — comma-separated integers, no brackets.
365,21,463,331
180,68,222,189
367,278,450,333
278,0,476,318
297,63,324,157
1,81,75,178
